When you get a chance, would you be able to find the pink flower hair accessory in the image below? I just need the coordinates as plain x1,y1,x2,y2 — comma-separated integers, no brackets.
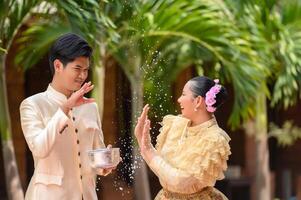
205,79,221,113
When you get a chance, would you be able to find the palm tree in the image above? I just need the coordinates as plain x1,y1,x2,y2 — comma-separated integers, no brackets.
224,0,301,199
0,0,104,199
0,1,42,199
108,0,268,199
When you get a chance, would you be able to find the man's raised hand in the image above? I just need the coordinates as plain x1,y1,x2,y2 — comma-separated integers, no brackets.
61,81,95,114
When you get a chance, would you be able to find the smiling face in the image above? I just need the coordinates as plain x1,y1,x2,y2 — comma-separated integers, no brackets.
54,56,90,92
177,81,200,119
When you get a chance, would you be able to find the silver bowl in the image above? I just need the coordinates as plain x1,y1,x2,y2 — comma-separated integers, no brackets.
87,148,120,169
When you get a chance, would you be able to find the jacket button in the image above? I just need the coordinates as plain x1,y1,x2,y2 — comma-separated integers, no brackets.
80,175,82,179
79,164,81,168
75,129,78,133
72,117,75,121
77,140,80,144
78,152,80,156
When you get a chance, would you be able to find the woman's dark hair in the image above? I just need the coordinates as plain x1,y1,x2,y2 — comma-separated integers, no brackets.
189,76,228,110
48,33,92,75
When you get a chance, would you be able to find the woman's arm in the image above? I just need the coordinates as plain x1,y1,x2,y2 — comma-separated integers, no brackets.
135,105,210,193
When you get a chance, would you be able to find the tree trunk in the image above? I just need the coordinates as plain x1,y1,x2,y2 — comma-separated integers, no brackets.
92,66,105,120
255,135,271,200
244,92,271,200
131,77,151,200
0,54,24,200
92,42,107,120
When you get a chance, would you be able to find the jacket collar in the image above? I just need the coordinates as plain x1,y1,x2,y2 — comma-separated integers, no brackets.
46,84,68,105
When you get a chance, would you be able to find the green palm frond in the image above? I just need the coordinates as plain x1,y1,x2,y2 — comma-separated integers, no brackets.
15,21,70,70
271,1,301,108
109,0,270,127
228,0,301,111
0,0,41,49
15,0,114,70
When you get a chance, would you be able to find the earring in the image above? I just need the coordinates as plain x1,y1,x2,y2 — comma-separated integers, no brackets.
194,107,198,112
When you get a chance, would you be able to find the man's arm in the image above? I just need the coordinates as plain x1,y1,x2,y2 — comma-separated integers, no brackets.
20,99,69,158
20,82,95,158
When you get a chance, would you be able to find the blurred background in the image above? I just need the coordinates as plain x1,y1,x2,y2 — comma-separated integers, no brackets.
1,0,301,199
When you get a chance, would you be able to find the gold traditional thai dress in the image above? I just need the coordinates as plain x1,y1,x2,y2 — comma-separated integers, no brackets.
148,115,231,200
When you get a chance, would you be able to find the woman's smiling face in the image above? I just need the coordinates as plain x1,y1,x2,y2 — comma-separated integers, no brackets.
177,81,198,119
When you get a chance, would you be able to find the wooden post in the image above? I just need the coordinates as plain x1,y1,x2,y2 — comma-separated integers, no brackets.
297,175,301,200
281,169,291,200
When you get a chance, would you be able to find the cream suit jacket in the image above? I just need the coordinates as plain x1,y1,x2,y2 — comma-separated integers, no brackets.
20,85,108,200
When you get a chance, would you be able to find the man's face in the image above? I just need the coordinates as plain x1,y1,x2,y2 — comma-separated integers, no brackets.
55,56,90,92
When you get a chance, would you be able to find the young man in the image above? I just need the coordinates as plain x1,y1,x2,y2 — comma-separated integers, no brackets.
20,33,115,200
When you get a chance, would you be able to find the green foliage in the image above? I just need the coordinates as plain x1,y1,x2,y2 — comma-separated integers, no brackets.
6,0,301,133
0,0,41,49
271,0,301,108
269,121,301,147
223,0,301,133
14,0,109,69
6,0,284,129
15,21,70,71
227,0,301,110
106,0,269,127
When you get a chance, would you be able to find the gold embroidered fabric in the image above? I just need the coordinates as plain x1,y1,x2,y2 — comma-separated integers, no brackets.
149,115,231,199
155,187,228,200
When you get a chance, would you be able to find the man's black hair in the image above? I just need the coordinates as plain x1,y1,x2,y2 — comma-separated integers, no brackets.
48,33,92,75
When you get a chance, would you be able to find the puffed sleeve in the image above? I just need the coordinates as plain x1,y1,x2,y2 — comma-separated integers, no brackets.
155,115,175,151
148,129,231,193
20,98,69,158
190,132,231,184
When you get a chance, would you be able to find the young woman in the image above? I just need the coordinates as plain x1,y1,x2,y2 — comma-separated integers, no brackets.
135,76,231,200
